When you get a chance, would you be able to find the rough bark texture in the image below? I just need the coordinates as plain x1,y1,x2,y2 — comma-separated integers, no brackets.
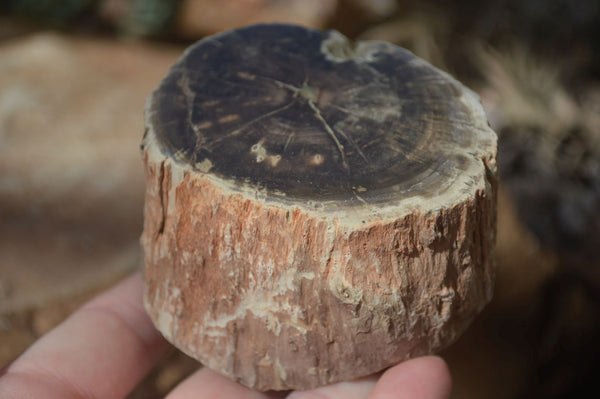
141,24,498,390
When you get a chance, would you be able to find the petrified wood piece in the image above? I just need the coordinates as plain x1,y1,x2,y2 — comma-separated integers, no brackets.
141,23,497,391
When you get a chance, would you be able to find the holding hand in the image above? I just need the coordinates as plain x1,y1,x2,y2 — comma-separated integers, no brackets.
0,272,451,399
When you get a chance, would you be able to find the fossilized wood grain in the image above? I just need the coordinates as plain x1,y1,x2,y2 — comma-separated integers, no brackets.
140,149,496,390
141,24,498,391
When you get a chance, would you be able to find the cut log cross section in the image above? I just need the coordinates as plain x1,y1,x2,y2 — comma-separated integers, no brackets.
141,23,498,391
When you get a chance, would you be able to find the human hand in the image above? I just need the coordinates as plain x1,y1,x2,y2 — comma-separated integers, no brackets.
0,272,452,399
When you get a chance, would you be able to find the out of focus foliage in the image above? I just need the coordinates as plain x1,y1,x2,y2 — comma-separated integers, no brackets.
2,0,181,36
4,0,95,27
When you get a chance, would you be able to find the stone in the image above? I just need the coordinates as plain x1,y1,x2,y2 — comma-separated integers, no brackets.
0,33,181,316
141,23,498,390
176,0,337,37
347,0,397,19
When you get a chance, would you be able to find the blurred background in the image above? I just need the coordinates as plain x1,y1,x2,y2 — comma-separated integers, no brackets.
0,1,599,398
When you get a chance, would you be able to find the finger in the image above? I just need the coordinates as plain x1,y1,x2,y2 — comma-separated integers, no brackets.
166,367,286,399
0,272,169,399
169,365,378,399
286,375,378,399
368,356,452,399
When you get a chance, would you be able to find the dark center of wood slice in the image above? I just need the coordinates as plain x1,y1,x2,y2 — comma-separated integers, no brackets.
147,24,479,205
